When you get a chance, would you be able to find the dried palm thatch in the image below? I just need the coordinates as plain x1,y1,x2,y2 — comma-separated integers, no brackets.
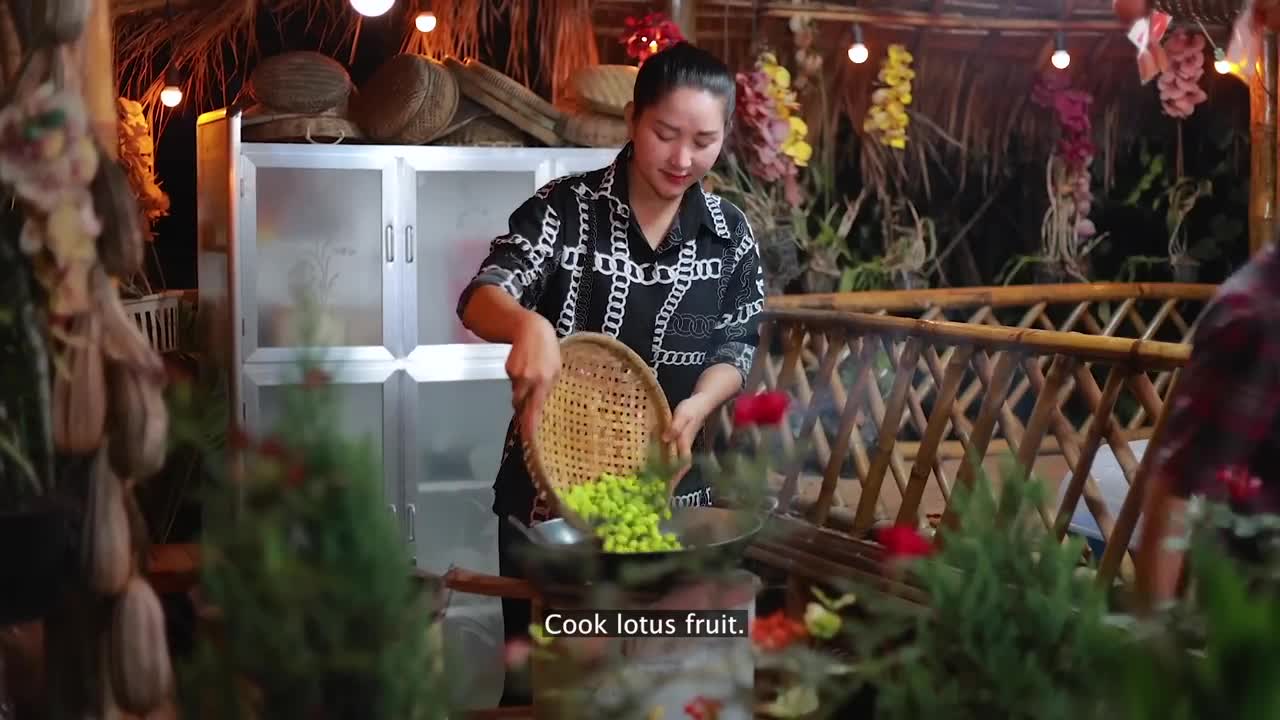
115,0,359,137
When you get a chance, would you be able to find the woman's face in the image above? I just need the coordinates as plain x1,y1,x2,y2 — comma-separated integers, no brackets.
625,86,727,203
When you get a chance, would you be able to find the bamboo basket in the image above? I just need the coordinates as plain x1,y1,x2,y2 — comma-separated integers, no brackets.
523,333,673,530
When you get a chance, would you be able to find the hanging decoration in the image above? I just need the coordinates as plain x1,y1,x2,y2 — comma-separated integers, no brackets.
1158,30,1208,118
863,44,914,150
1115,0,1170,84
116,99,171,241
0,83,103,319
732,51,811,206
620,12,684,65
788,15,824,92
1226,0,1263,79
1030,72,1103,279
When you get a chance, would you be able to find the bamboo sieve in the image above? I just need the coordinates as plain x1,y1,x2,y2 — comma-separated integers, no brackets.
522,333,674,531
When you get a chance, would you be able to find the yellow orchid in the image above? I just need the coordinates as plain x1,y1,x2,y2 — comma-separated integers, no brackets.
865,42,915,149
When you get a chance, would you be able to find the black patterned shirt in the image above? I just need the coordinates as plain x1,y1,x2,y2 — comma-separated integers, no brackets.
457,143,765,522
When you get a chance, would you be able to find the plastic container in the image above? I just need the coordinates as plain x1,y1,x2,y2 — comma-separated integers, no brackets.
1055,439,1148,559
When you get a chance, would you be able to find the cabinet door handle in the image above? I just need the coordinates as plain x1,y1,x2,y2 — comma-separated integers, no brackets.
384,224,395,262
404,225,415,263
406,503,417,542
388,503,398,516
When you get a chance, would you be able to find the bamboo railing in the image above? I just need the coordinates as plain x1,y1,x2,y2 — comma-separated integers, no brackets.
724,283,1214,590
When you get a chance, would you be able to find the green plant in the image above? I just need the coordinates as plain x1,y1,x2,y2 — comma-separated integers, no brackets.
176,304,449,719
1106,482,1280,719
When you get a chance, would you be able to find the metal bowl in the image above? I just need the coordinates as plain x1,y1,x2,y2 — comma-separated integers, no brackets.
515,506,767,592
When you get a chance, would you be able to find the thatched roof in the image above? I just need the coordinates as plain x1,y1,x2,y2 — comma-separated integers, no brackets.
110,0,1246,187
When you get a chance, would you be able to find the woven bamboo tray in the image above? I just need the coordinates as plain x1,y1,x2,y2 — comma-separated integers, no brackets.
523,333,673,531
445,57,562,146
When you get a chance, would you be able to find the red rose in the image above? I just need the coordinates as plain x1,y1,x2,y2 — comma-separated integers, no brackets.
749,610,806,651
877,524,935,559
1218,465,1263,504
303,368,331,387
684,696,724,720
732,391,790,427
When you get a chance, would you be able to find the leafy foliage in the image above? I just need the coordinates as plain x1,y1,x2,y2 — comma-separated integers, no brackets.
177,338,448,719
1106,496,1280,719
838,461,1124,720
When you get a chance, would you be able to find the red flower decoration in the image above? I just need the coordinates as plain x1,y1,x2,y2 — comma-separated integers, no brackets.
504,639,532,668
877,524,935,559
1218,465,1263,504
284,462,307,489
303,367,332,387
749,610,806,651
620,12,684,64
732,391,789,427
258,436,286,459
684,696,724,720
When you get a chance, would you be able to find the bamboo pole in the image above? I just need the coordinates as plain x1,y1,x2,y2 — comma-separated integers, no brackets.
1250,32,1277,254
766,282,1217,314
764,308,1191,369
669,0,697,42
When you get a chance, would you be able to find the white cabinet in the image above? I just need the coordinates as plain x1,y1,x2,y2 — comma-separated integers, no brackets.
196,107,619,708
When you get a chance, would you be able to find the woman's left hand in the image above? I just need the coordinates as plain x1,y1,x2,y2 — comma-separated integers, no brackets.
664,392,716,481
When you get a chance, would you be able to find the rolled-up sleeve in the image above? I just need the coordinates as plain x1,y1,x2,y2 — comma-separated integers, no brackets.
456,192,562,320
1153,294,1280,500
705,221,765,384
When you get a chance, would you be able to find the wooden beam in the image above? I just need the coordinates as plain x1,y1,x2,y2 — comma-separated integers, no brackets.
753,2,1129,31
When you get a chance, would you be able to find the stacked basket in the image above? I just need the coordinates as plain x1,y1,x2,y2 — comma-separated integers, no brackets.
242,51,363,143
556,65,635,148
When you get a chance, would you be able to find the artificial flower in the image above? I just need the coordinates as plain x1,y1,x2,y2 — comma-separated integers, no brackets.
620,12,684,64
759,685,819,718
877,524,935,559
733,390,790,427
864,44,914,149
1219,465,1263,503
803,602,841,639
504,639,532,668
683,696,723,720
750,610,807,651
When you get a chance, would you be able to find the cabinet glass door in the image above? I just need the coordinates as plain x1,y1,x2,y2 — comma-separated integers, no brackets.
399,148,557,355
400,358,511,582
241,364,403,511
239,145,401,364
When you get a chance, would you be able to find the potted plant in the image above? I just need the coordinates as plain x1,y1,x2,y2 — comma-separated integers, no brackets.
1163,176,1213,282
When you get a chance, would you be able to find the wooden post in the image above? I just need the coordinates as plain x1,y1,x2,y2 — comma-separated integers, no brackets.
1249,32,1277,255
669,0,697,43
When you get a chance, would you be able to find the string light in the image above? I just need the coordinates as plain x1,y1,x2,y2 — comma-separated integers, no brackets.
1051,31,1071,70
159,67,183,108
415,10,437,32
1214,49,1232,74
847,24,868,64
350,0,394,17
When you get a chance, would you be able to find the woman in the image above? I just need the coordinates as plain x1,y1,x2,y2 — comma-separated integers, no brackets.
456,41,764,701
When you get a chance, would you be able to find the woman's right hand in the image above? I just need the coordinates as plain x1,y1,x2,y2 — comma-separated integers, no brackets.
506,312,561,440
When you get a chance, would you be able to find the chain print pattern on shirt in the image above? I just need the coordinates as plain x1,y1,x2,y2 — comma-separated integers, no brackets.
651,241,699,366
601,201,633,338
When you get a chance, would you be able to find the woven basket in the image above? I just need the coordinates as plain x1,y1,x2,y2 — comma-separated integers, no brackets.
569,65,636,118
352,53,458,144
445,57,561,146
432,114,529,146
249,51,353,115
524,333,673,529
557,111,628,148
241,104,363,143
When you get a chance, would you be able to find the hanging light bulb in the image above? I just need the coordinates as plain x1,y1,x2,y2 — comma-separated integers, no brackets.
159,67,183,108
350,0,394,17
1051,31,1071,69
415,10,437,32
847,24,868,64
1214,47,1232,74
